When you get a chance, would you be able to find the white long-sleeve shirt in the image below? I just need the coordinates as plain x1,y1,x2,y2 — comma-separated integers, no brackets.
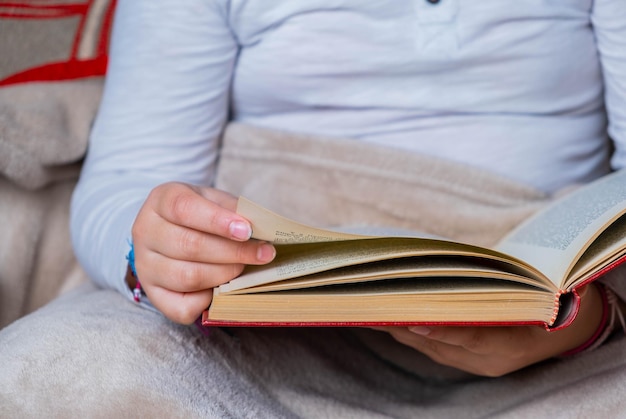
71,0,626,299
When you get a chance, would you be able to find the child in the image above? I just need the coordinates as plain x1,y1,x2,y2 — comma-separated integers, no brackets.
2,0,625,416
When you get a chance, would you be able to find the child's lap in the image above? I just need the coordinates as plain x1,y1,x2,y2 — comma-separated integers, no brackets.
2,281,626,418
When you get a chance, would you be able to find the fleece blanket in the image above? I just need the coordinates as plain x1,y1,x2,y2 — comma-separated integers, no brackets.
1,123,625,418
0,177,87,329
0,80,101,328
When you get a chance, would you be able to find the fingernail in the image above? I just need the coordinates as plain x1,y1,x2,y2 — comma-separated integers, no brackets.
409,326,431,336
229,220,252,240
257,243,276,262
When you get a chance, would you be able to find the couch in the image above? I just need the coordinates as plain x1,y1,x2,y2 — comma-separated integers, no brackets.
0,0,116,328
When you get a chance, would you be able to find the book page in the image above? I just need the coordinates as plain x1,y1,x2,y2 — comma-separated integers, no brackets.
564,214,626,289
209,280,557,325
496,170,626,287
238,197,444,242
231,197,550,293
227,256,549,295
237,197,372,243
220,235,545,293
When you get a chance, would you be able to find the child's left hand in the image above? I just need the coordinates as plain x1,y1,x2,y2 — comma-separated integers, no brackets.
372,284,604,377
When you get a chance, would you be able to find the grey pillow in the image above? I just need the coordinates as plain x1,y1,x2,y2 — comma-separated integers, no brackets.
0,0,114,189
0,80,103,189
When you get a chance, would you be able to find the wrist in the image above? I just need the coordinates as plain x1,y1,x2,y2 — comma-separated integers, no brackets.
125,265,137,288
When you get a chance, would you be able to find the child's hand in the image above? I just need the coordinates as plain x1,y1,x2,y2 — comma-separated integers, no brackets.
130,182,276,324
372,284,604,377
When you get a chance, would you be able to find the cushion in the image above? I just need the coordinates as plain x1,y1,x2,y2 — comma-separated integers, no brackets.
0,0,116,189
0,0,116,327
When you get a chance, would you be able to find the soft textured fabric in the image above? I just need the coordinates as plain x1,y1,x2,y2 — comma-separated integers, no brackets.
0,0,114,189
71,0,626,300
0,1,116,324
3,125,626,417
1,283,625,419
0,82,99,328
0,0,114,86
0,80,102,189
216,124,548,248
0,176,89,328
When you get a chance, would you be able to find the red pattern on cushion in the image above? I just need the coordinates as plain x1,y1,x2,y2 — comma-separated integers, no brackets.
0,0,116,86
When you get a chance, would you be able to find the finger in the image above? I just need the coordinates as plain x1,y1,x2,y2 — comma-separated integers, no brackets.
408,326,534,356
143,223,276,265
387,328,472,366
146,285,214,325
193,185,239,210
138,256,245,293
150,182,252,241
387,328,512,376
401,327,560,376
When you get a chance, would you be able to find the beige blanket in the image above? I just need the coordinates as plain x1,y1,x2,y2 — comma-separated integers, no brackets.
0,177,87,328
216,124,548,248
2,123,624,417
0,81,99,328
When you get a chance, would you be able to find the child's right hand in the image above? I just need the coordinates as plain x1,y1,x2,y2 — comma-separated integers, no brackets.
129,182,276,324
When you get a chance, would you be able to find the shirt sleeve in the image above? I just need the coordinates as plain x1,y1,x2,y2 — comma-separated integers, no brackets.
70,0,238,300
592,0,626,170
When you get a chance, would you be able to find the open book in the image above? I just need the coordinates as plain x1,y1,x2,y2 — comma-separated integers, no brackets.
202,170,626,329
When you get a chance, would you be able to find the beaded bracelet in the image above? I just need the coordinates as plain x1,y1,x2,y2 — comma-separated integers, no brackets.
126,241,143,303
